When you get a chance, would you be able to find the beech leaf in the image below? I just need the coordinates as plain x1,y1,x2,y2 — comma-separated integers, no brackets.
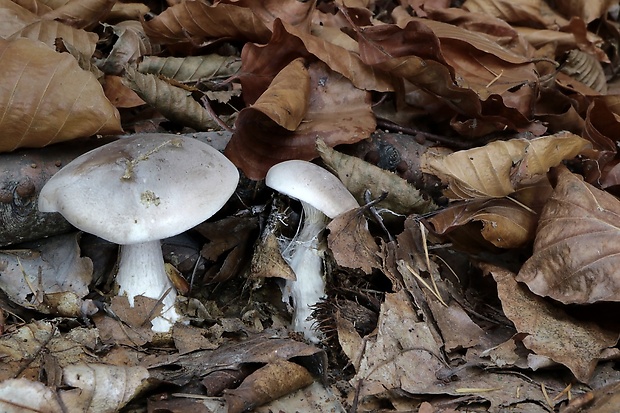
484,263,618,382
421,131,590,199
517,166,620,304
0,37,122,153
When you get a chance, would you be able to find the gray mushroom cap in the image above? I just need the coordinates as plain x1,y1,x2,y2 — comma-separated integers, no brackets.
39,133,239,245
265,160,358,218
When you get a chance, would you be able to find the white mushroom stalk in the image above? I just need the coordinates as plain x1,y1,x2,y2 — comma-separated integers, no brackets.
265,160,359,342
38,134,239,333
116,241,178,332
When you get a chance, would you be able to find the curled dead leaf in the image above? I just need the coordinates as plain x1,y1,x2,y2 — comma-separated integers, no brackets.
226,60,375,180
317,139,436,215
421,131,590,199
59,363,150,413
123,66,222,131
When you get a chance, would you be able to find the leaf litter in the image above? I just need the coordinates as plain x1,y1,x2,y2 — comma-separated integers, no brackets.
1,0,620,412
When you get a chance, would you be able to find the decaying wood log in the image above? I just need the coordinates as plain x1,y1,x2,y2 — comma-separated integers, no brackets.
0,137,116,246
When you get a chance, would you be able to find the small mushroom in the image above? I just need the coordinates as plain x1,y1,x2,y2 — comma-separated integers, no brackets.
38,134,239,332
265,160,359,342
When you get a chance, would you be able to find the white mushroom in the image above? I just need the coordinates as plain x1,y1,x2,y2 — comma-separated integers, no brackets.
265,160,359,342
38,134,239,332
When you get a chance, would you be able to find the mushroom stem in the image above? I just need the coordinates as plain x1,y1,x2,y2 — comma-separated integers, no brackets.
115,240,180,332
281,202,330,343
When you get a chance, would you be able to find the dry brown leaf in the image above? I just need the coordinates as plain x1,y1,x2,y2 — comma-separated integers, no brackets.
122,66,222,131
517,166,620,304
483,263,618,382
102,75,145,108
0,320,99,382
59,363,150,413
106,1,150,22
220,0,316,29
12,0,54,15
462,0,569,29
277,20,394,92
421,131,590,199
428,198,538,248
41,0,116,29
141,2,271,45
0,37,122,152
240,57,310,131
553,0,616,23
138,55,242,83
9,20,98,58
317,139,436,214
357,21,541,136
96,21,159,76
224,360,314,413
327,208,380,274
226,60,375,180
0,0,40,38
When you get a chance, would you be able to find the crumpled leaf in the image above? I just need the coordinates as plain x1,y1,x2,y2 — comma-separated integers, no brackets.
317,138,436,214
357,20,542,136
327,208,380,274
122,66,222,131
138,55,242,83
96,21,159,76
223,360,314,413
0,37,122,152
59,363,150,413
428,198,538,248
41,0,116,29
0,233,93,315
226,60,375,180
0,379,63,413
421,131,590,199
141,1,271,45
0,320,99,382
483,263,618,382
517,166,620,304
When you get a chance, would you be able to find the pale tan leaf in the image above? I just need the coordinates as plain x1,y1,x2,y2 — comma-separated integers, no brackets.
41,0,116,29
9,19,98,57
0,379,63,413
122,66,221,131
421,132,590,199
0,0,40,38
517,166,620,304
428,198,538,248
12,0,54,15
0,37,122,152
59,363,150,413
